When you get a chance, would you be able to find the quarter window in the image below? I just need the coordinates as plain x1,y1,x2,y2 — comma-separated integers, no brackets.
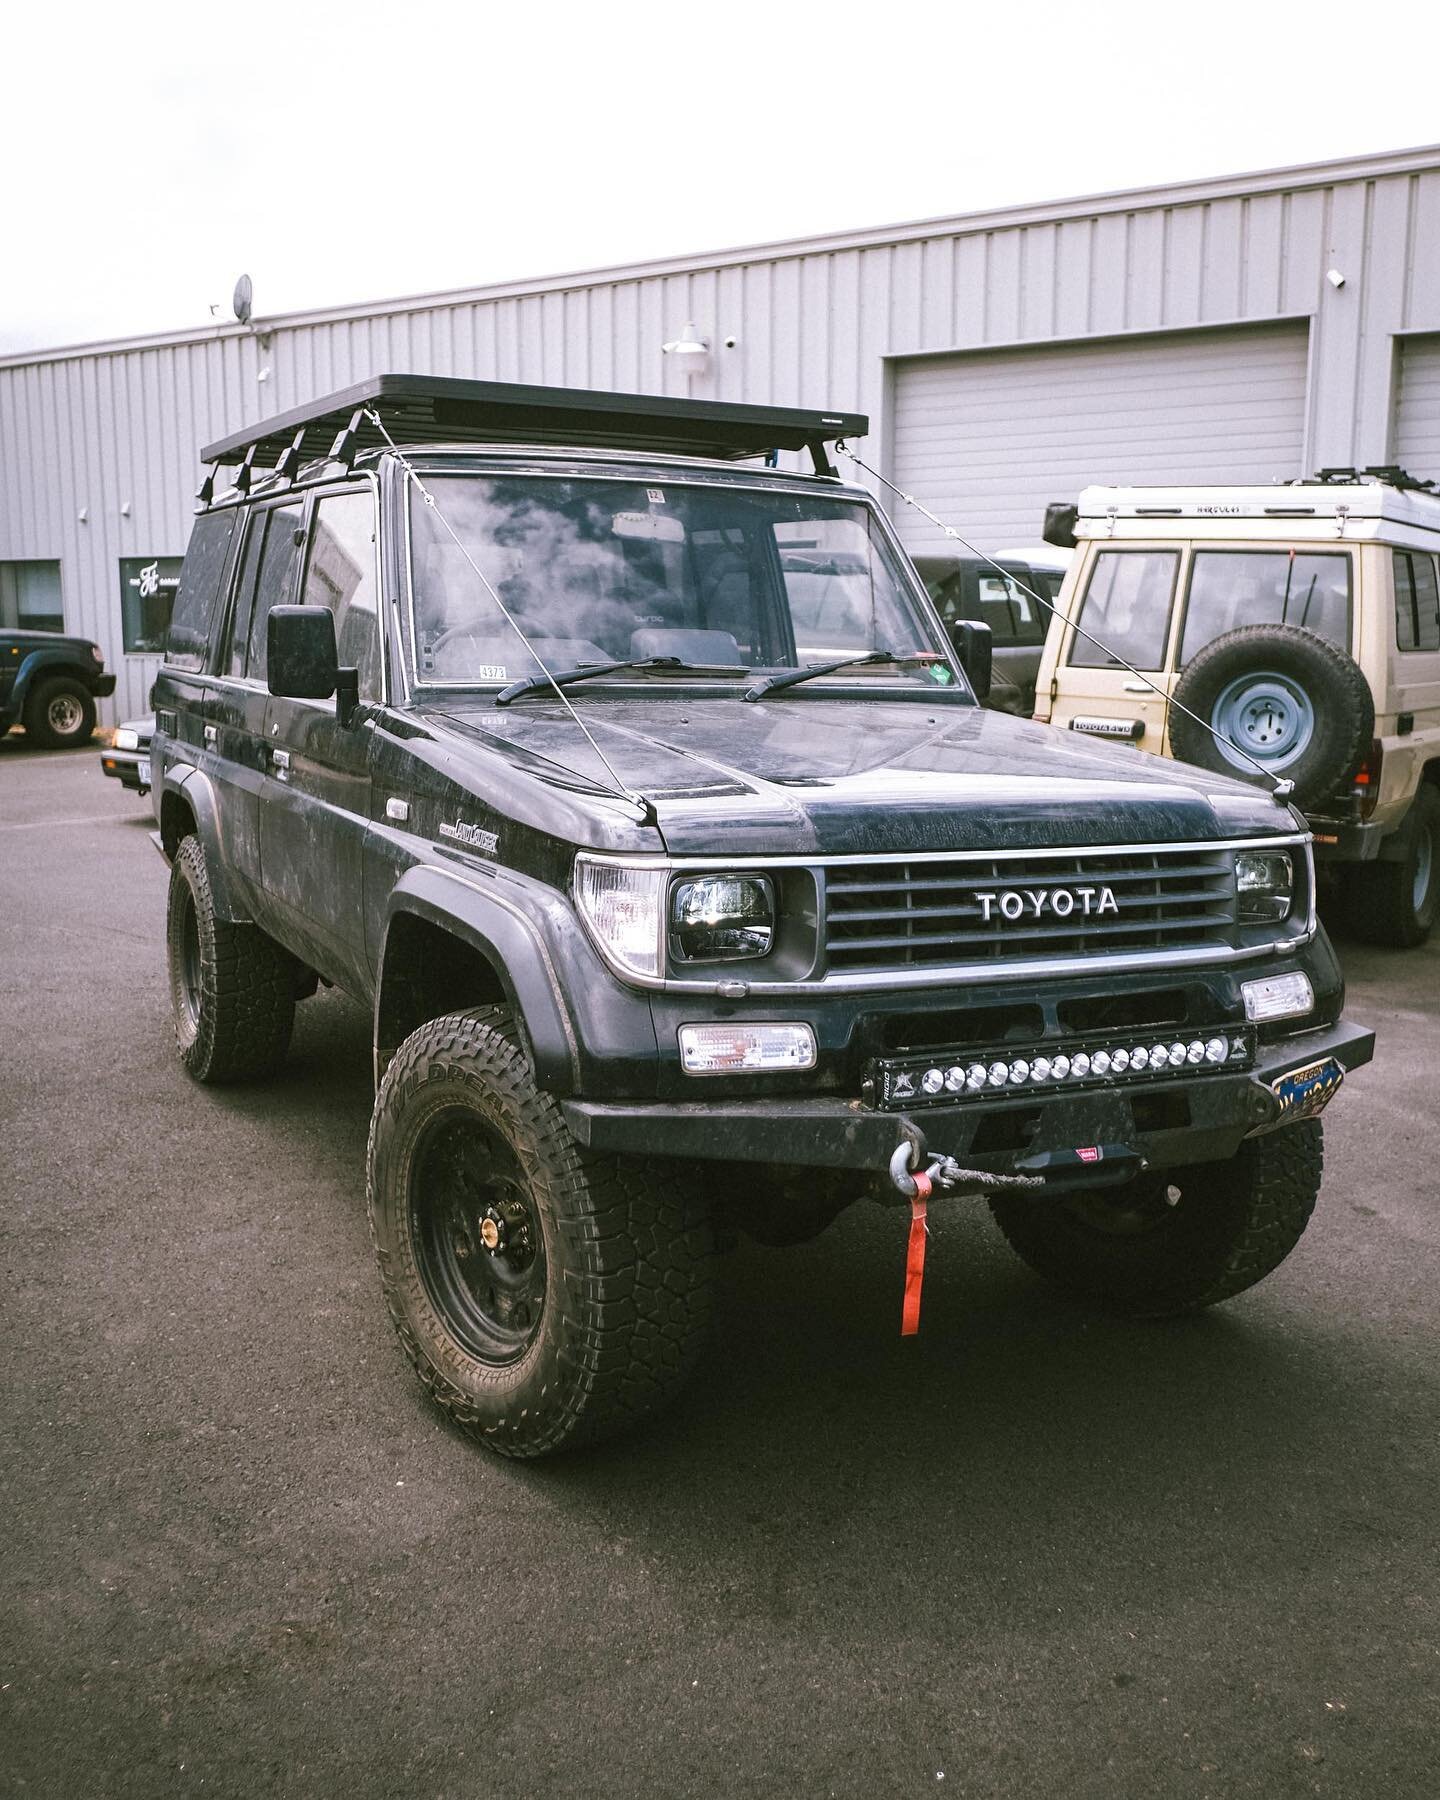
1393,549,1440,652
1181,551,1351,664
301,491,382,700
1068,551,1177,671
166,513,238,673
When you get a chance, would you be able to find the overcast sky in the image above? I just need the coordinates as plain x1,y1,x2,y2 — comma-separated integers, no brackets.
4,0,1439,358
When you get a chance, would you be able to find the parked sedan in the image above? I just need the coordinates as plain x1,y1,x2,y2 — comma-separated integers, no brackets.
99,716,154,795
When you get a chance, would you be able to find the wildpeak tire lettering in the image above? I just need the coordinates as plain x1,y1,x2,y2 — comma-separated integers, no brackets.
977,885,1119,922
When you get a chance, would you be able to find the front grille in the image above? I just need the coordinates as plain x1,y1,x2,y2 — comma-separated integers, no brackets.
824,847,1237,973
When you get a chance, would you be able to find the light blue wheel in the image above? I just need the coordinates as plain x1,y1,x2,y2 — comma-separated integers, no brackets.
1209,671,1315,773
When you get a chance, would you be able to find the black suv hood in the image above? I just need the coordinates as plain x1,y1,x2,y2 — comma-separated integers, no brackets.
428,696,1297,856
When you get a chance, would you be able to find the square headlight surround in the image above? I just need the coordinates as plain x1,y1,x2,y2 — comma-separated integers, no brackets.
671,873,775,963
1236,849,1294,923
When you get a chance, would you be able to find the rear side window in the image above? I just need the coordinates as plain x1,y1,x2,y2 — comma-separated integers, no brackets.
1393,550,1440,652
166,513,239,673
301,490,382,700
1181,551,1351,664
1068,550,1177,670
974,568,1046,648
224,502,303,679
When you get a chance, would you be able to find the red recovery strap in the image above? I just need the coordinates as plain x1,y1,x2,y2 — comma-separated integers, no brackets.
901,1174,931,1337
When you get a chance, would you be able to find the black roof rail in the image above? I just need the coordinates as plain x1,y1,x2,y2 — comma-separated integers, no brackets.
199,374,867,481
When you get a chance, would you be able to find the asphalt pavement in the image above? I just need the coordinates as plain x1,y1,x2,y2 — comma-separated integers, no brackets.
2,738,1438,1800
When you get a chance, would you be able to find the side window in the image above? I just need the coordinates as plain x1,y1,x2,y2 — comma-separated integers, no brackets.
1068,551,1177,671
225,502,303,680
301,491,382,700
1394,549,1440,653
166,513,238,672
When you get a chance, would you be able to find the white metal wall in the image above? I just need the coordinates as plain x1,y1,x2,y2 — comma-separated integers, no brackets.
1393,334,1440,477
5,147,1440,720
890,323,1310,551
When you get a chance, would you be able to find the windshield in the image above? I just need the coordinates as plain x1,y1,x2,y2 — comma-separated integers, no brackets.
407,475,952,692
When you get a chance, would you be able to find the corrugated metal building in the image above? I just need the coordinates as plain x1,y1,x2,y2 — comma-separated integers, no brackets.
4,142,1440,724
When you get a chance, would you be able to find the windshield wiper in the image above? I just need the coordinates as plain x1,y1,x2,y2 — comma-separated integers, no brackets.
742,650,944,702
494,656,745,707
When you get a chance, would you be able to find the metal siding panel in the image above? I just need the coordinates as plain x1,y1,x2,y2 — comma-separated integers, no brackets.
891,322,1310,552
1404,170,1440,331
1021,225,1057,342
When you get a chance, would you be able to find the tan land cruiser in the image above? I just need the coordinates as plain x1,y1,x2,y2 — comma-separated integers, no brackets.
1034,470,1440,946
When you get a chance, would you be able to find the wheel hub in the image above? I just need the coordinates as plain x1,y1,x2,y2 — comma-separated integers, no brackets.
1211,671,1315,772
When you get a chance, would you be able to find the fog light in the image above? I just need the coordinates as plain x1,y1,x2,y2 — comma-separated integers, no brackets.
966,1063,987,1090
987,1061,1008,1087
1050,1055,1071,1080
945,1066,965,1092
922,1067,944,1094
1241,971,1314,1023
1109,1049,1128,1072
1008,1059,1030,1085
1075,1051,1096,1076
1129,1046,1149,1071
1186,1040,1205,1064
1166,1042,1186,1067
1030,1056,1052,1082
678,1022,816,1075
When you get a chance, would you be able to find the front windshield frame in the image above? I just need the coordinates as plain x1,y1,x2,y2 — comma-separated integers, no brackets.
400,464,968,701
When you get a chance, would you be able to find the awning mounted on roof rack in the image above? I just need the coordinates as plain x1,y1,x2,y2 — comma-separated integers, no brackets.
199,373,867,483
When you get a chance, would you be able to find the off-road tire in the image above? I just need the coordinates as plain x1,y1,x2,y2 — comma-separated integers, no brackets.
165,835,296,1082
988,1119,1323,1316
24,676,97,748
1169,625,1372,810
367,1006,716,1458
1341,784,1440,949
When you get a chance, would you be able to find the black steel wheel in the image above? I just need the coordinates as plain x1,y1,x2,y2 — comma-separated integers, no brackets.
368,1006,715,1458
409,1112,547,1363
989,1120,1324,1316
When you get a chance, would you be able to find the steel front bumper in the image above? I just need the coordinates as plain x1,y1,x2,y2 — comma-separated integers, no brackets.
560,1019,1375,1181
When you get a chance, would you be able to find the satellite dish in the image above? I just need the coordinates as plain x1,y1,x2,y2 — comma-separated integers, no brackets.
232,274,254,326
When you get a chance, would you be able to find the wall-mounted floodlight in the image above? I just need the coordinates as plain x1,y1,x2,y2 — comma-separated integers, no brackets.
1326,268,1346,289
662,322,710,377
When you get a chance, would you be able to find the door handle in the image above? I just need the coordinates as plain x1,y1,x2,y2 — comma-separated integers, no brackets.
1122,681,1156,694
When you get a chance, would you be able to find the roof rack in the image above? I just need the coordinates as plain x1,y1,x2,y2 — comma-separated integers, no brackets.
198,374,868,487
1312,464,1438,493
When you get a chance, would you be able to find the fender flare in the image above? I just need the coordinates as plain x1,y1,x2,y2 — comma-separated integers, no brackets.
160,762,252,922
377,863,581,1093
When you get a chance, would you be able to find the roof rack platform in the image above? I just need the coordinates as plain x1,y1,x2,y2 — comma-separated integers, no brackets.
200,374,867,476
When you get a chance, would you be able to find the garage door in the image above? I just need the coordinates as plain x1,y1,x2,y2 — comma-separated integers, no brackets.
1393,334,1440,481
890,322,1310,553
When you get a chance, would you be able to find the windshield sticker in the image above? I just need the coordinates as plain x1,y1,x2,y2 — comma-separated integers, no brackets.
474,665,508,681
647,488,665,504
930,664,954,684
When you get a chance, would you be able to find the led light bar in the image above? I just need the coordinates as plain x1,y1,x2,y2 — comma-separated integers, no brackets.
867,1031,1254,1112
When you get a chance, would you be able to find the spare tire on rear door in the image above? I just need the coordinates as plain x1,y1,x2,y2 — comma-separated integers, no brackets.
1168,624,1373,811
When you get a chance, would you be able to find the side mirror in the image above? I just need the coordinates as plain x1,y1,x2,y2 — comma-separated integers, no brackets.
268,604,360,725
949,619,992,702
1043,501,1078,550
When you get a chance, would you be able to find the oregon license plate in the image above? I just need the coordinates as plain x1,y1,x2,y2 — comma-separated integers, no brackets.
138,757,151,785
1267,1056,1344,1127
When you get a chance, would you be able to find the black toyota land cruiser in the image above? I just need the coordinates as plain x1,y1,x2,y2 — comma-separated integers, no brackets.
151,376,1374,1458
